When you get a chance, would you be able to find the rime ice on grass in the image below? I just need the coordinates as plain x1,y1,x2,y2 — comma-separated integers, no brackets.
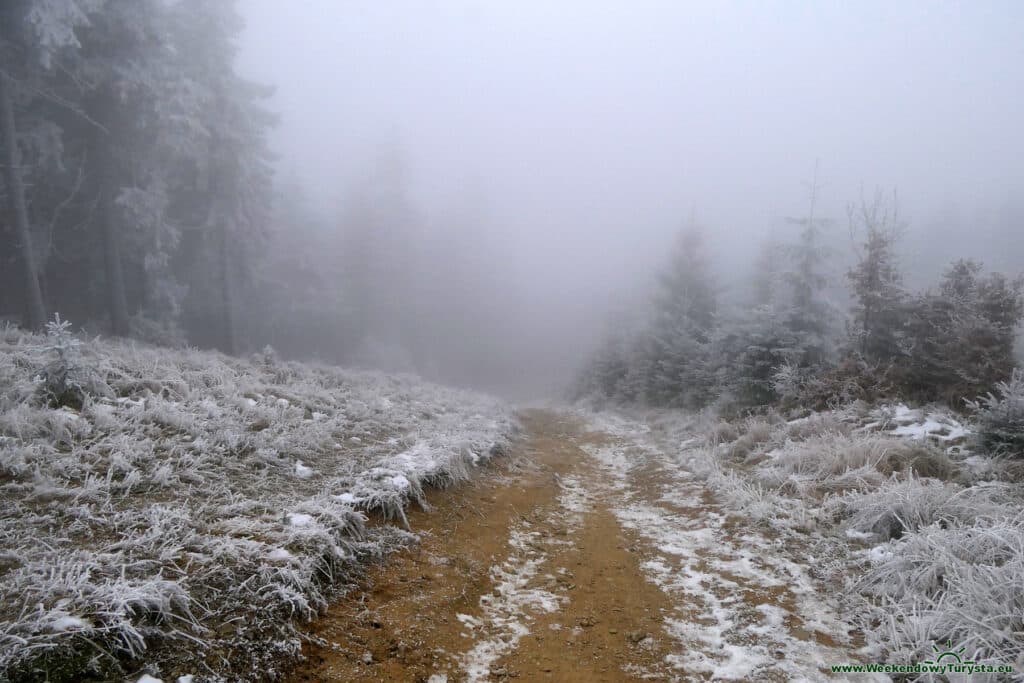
0,329,514,681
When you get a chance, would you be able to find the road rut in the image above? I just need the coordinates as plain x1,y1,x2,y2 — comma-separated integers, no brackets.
287,409,867,682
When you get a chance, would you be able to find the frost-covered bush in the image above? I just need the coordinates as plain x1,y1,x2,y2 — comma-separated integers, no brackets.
968,369,1024,457
767,354,899,414
691,400,1024,675
36,315,110,410
852,517,1024,671
783,411,853,441
721,417,775,460
699,414,786,461
707,467,819,530
797,356,897,412
830,477,1018,540
770,360,804,406
771,435,956,484
703,419,740,447
702,405,956,488
897,261,1023,405
0,328,514,681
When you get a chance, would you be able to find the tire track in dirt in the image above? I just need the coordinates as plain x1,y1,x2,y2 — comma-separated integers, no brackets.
574,413,881,681
287,410,681,682
286,410,873,682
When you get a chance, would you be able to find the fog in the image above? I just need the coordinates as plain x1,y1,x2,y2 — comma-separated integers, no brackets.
235,1,1024,398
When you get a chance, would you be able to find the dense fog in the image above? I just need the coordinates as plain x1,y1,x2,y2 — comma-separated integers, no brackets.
3,1,1022,399
235,1,1023,397
6,5,1024,681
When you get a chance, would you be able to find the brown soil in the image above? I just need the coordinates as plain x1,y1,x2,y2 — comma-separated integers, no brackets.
286,410,861,682
286,410,680,682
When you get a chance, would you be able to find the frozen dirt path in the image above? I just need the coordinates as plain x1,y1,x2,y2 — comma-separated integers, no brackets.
287,410,873,682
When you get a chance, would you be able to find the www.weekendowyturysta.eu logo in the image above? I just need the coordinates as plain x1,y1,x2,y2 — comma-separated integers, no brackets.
924,640,974,666
830,640,1015,676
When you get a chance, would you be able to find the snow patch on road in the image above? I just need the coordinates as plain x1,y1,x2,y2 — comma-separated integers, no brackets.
579,443,635,489
458,526,564,681
556,474,592,522
457,469,593,680
573,414,882,681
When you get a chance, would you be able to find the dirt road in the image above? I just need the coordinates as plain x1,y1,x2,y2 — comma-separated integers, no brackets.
287,410,868,682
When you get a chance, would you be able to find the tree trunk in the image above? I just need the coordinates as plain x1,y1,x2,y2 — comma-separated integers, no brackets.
218,220,236,355
93,107,130,337
100,197,130,336
208,96,236,355
0,70,47,330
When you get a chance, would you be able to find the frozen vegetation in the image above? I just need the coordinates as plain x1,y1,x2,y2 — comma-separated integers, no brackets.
3,1,1023,679
568,156,1024,677
0,323,514,682
642,397,1024,677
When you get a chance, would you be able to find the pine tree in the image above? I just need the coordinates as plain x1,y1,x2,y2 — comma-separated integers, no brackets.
781,165,835,369
751,237,783,309
170,0,275,353
900,260,1023,402
0,0,275,349
713,304,799,409
0,0,94,330
71,0,175,335
647,223,718,408
337,150,420,365
846,189,906,363
0,47,48,330
571,328,632,404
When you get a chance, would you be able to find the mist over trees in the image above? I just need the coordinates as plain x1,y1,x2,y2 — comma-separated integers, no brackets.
1,1,525,395
0,0,272,352
574,186,1024,413
3,1,1023,403
4,3,1024,681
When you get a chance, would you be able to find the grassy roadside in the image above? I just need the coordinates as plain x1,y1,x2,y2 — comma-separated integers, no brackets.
638,401,1024,676
0,325,515,682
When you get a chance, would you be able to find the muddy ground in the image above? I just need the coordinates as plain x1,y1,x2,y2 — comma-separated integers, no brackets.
287,410,869,682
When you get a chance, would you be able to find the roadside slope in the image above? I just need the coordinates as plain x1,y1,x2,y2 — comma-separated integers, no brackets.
0,326,513,682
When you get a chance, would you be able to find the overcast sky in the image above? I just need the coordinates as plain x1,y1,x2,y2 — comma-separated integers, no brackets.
235,1,1024,396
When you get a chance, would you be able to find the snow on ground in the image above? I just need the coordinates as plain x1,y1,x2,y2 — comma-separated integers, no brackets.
861,403,970,444
0,326,514,681
573,420,880,681
457,469,593,681
625,402,1024,679
457,526,564,681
